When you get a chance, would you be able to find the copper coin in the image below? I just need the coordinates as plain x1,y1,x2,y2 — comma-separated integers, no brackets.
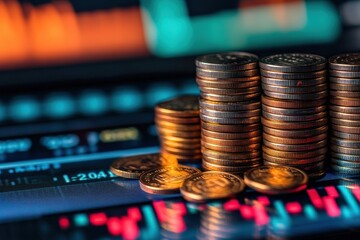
260,53,326,72
332,130,360,140
262,95,326,109
261,117,328,130
202,141,261,152
110,153,166,179
201,108,261,119
262,105,326,116
263,138,327,151
329,69,360,78
201,147,261,160
329,105,360,114
262,83,327,94
263,125,328,138
180,171,246,202
157,128,201,138
260,69,326,79
330,97,360,107
331,159,360,168
329,53,360,71
263,90,327,100
155,95,199,117
202,134,262,146
199,86,260,95
331,152,360,162
199,98,260,111
261,76,326,87
161,141,201,150
330,117,360,126
201,115,260,125
201,128,261,140
264,161,325,172
161,144,201,155
160,150,202,162
263,152,326,165
155,114,200,124
329,77,360,85
202,155,261,167
263,132,327,144
197,68,259,78
244,165,308,195
330,111,360,120
159,135,201,144
331,137,360,148
331,145,360,155
139,165,201,194
201,121,261,133
201,92,260,102
330,83,360,91
330,90,360,98
331,124,360,134
155,119,201,131
202,160,260,172
196,78,260,89
262,145,327,159
262,111,326,122
196,52,258,71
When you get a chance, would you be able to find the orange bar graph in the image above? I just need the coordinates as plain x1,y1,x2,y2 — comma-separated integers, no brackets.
0,1,148,69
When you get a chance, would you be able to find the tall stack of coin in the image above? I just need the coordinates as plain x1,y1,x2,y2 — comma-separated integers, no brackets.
329,53,360,175
195,52,262,174
259,53,328,178
155,95,201,163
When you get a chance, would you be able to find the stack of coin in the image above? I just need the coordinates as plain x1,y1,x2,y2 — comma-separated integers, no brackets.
155,95,201,163
260,53,328,178
329,53,360,175
195,52,262,174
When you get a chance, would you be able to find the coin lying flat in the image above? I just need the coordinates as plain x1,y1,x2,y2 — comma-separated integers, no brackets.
244,166,308,194
110,153,171,179
260,53,326,72
139,165,201,194
180,171,245,202
329,53,360,71
196,52,258,71
155,95,199,117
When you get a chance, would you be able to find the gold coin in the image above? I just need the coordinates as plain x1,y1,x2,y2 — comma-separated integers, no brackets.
263,132,327,144
139,165,201,194
201,121,261,133
155,119,201,131
203,155,261,166
201,147,261,160
244,166,308,194
180,171,245,202
262,152,326,165
159,135,201,144
110,153,170,179
160,150,201,163
202,141,261,152
262,95,326,109
262,145,327,159
157,128,201,138
155,95,199,117
261,117,327,130
161,144,201,154
155,114,200,124
201,134,261,146
202,160,260,172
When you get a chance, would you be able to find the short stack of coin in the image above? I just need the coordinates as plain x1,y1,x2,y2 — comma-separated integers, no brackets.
260,53,328,178
195,52,262,175
329,53,360,175
155,95,202,163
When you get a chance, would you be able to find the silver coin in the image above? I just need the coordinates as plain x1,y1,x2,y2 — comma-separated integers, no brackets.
199,98,260,111
331,130,360,140
262,111,326,122
200,108,261,119
197,68,259,78
329,70,360,78
260,53,326,72
329,53,360,71
263,90,327,100
262,104,326,116
261,76,326,87
261,83,327,94
196,52,258,71
200,114,260,124
329,77,360,85
201,92,260,102
260,69,326,79
331,137,360,148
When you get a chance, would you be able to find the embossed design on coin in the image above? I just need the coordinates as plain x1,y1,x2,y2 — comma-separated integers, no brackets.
180,171,245,202
196,52,258,71
329,53,360,71
110,153,167,179
139,165,201,194
244,166,308,194
156,95,199,117
260,53,326,72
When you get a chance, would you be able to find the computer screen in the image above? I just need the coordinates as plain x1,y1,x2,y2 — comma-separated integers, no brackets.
0,0,360,239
